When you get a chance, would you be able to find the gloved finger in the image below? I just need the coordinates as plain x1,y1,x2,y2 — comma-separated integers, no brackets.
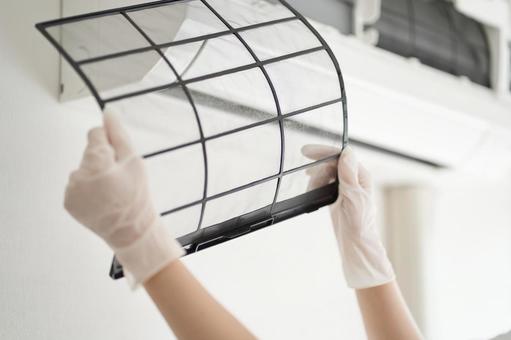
338,147,359,186
88,126,109,146
358,163,372,192
306,162,337,191
305,159,337,176
66,169,82,186
103,108,135,161
305,161,337,183
301,144,340,161
80,127,115,173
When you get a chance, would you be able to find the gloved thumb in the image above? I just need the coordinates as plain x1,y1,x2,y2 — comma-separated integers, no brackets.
103,108,135,161
357,163,372,192
338,147,359,186
301,144,340,161
79,127,115,174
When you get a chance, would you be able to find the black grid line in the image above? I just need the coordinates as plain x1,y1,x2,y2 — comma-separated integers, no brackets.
37,25,105,109
40,0,201,27
35,0,349,267
160,153,340,217
121,11,210,231
279,0,349,147
199,0,287,215
101,45,325,104
77,16,299,65
142,97,342,159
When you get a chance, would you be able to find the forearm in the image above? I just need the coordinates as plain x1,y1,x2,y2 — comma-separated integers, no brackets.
144,260,256,340
302,146,422,338
355,281,422,340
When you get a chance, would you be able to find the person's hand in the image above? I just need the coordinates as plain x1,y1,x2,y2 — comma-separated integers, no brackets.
302,145,395,289
64,109,184,288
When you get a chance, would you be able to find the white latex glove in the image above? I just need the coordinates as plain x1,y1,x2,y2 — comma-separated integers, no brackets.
302,145,395,289
64,109,184,288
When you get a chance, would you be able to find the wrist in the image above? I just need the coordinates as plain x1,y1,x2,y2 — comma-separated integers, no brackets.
336,229,395,289
115,218,184,289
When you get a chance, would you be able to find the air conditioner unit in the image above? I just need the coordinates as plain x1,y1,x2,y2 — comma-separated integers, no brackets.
313,15,511,178
53,0,511,179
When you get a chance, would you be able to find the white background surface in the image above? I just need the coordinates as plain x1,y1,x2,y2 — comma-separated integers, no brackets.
2,1,511,339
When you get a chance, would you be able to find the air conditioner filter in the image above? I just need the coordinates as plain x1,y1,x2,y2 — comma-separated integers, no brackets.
36,0,348,279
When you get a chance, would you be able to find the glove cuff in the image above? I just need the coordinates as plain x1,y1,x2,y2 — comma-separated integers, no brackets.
115,219,185,289
338,231,395,289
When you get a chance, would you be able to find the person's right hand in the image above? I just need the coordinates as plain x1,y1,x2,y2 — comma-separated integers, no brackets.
64,109,183,288
302,145,395,289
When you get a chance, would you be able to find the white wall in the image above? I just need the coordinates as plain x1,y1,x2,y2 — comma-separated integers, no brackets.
382,177,511,340
425,176,511,340
0,1,365,339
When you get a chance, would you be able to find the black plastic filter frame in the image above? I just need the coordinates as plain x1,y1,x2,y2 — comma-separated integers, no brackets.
36,0,349,280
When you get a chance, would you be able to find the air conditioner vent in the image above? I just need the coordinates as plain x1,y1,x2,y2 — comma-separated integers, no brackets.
371,0,491,87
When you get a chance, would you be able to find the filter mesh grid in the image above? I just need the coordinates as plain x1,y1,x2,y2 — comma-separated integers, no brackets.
36,0,348,278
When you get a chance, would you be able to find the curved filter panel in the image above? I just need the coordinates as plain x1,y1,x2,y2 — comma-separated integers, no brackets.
36,0,348,279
